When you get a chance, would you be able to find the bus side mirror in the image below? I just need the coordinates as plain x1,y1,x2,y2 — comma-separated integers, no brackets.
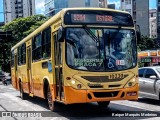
57,27,64,42
136,25,141,41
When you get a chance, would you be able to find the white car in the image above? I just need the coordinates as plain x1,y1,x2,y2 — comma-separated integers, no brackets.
138,66,160,100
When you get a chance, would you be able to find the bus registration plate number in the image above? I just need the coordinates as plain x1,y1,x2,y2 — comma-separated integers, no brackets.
109,74,125,79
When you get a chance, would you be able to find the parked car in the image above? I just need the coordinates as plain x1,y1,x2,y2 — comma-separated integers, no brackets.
138,66,160,100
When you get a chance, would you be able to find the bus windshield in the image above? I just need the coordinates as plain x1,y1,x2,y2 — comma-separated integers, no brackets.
66,27,137,71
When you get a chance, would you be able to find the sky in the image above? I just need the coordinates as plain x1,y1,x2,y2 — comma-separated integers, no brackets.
0,0,157,22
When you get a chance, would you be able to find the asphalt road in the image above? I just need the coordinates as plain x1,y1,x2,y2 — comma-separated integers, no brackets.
0,81,160,120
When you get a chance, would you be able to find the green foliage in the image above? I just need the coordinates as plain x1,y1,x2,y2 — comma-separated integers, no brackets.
137,35,158,51
0,15,48,72
3,14,48,45
137,35,159,67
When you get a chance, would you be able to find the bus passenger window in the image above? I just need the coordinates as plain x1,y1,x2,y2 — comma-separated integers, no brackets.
17,43,26,65
32,34,42,61
42,28,51,59
11,51,15,67
21,44,26,64
18,46,21,65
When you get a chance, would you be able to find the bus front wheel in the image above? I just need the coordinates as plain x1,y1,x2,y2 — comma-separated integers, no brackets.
97,101,110,108
47,86,55,111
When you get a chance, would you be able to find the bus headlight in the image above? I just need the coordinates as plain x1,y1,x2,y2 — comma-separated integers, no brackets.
71,80,76,84
125,77,137,88
70,79,86,89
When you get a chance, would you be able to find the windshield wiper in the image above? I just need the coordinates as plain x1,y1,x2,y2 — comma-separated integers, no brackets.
82,25,99,43
82,25,102,59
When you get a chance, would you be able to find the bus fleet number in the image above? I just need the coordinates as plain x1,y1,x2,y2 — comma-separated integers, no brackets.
109,74,124,79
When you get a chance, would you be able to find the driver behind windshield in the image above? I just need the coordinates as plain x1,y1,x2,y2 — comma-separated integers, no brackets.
111,33,126,60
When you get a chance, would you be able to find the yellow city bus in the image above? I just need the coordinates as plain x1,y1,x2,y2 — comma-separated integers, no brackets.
11,8,139,111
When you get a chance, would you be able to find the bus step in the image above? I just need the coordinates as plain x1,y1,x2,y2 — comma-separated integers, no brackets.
55,99,64,103
29,93,34,97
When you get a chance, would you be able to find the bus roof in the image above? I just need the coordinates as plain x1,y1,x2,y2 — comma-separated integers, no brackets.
62,7,130,14
11,7,131,51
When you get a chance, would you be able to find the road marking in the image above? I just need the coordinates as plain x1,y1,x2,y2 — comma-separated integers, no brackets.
49,117,58,120
112,100,160,112
8,88,15,90
0,104,18,120
1,93,48,111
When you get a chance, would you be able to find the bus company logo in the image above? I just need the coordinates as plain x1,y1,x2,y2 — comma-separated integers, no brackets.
2,112,12,117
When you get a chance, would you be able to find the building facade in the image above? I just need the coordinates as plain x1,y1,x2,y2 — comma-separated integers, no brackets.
45,0,55,17
121,0,133,16
3,0,35,24
136,0,149,37
149,9,157,38
157,0,160,41
45,0,108,16
108,4,116,9
120,0,149,37
0,22,4,27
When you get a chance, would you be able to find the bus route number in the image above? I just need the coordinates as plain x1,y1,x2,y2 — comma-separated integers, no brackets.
109,74,124,79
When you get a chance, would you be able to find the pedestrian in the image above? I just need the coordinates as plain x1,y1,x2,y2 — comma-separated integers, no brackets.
2,78,7,86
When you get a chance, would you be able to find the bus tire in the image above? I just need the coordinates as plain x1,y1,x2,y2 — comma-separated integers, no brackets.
19,81,28,100
47,86,55,111
97,101,110,108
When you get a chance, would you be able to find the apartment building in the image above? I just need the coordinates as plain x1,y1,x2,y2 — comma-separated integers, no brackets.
157,0,160,41
45,0,108,16
121,0,149,36
149,9,157,38
3,0,35,24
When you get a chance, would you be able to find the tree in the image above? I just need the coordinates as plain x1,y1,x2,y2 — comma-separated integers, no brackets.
3,14,48,44
137,36,160,67
0,15,49,72
137,35,158,51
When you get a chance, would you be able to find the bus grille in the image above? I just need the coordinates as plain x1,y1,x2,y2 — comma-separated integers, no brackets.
93,91,119,98
81,76,126,82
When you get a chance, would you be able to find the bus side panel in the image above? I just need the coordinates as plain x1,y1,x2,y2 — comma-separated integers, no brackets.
11,68,18,89
18,65,29,93
31,62,42,97
31,62,53,98
22,65,29,93
31,61,54,98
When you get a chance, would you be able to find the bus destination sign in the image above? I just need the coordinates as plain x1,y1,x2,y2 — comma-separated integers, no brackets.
72,14,114,23
64,10,134,27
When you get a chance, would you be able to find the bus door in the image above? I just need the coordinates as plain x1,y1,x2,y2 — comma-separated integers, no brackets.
54,33,64,100
27,46,33,94
14,54,18,89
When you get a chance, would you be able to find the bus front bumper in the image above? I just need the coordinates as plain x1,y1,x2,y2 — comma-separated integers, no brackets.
64,84,139,104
